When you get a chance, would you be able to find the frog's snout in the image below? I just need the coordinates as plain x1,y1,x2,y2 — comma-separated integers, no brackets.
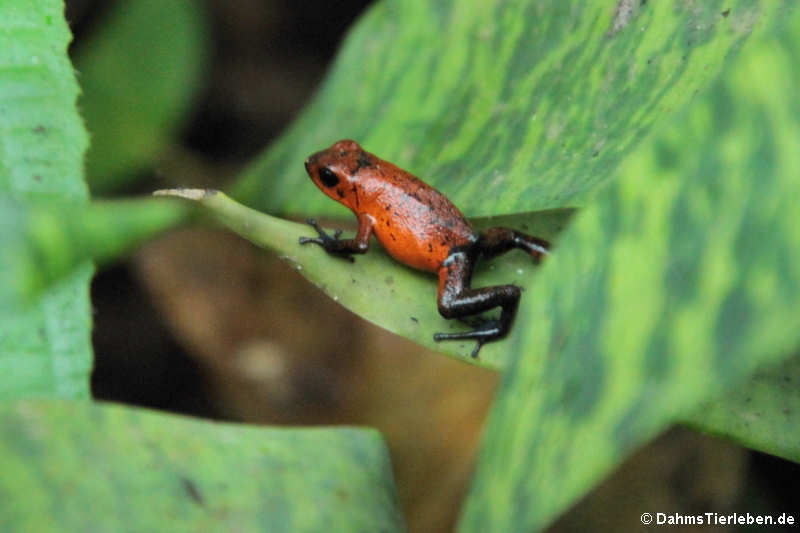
304,153,321,175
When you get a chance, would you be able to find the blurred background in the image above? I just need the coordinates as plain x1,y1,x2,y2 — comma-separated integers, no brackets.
66,1,798,531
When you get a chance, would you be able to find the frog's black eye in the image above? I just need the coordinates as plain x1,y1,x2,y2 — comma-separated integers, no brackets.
319,167,339,188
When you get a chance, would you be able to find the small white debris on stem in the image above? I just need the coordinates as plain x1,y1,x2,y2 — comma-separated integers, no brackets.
153,188,218,201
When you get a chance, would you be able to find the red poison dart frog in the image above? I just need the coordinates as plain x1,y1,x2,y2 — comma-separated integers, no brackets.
300,140,549,357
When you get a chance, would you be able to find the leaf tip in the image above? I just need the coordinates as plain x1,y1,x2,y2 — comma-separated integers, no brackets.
153,188,218,201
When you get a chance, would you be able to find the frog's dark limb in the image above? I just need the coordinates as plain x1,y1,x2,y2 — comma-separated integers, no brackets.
476,227,549,263
299,214,374,261
433,249,521,358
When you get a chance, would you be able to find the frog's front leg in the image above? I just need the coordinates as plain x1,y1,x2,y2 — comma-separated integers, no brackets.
299,213,374,261
433,249,521,358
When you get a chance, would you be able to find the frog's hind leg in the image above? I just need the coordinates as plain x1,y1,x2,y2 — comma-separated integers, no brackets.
476,227,549,262
433,249,521,358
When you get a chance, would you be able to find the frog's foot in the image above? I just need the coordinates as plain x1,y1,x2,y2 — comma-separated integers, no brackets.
299,218,355,262
433,319,503,358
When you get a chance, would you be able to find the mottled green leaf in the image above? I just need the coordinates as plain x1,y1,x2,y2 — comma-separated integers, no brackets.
235,0,760,218
0,400,404,533
0,0,92,399
76,0,207,193
684,354,800,464
183,0,800,477
461,4,800,532
154,189,573,367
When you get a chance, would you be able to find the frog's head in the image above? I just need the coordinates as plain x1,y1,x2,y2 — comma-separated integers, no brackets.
305,139,374,210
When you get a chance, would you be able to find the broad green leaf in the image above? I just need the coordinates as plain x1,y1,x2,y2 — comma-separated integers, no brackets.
0,0,92,399
154,188,573,367
0,400,405,533
227,0,799,470
76,0,207,193
0,1,86,200
0,196,188,311
235,0,761,218
684,354,800,464
149,187,799,469
461,5,800,532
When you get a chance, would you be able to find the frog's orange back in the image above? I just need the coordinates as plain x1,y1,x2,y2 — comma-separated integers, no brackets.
305,140,475,272
357,158,475,272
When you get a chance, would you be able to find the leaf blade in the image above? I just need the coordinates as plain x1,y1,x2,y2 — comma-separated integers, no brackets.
234,0,761,218
154,188,573,367
683,354,800,464
460,4,800,531
0,196,189,311
0,400,405,533
0,0,92,400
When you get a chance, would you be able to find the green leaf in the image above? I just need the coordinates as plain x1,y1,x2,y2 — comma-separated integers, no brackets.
683,354,800,464
0,0,92,399
0,400,405,532
235,0,760,218
460,4,800,532
153,188,574,367
76,0,208,193
0,196,189,311
227,0,800,474
0,1,87,201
